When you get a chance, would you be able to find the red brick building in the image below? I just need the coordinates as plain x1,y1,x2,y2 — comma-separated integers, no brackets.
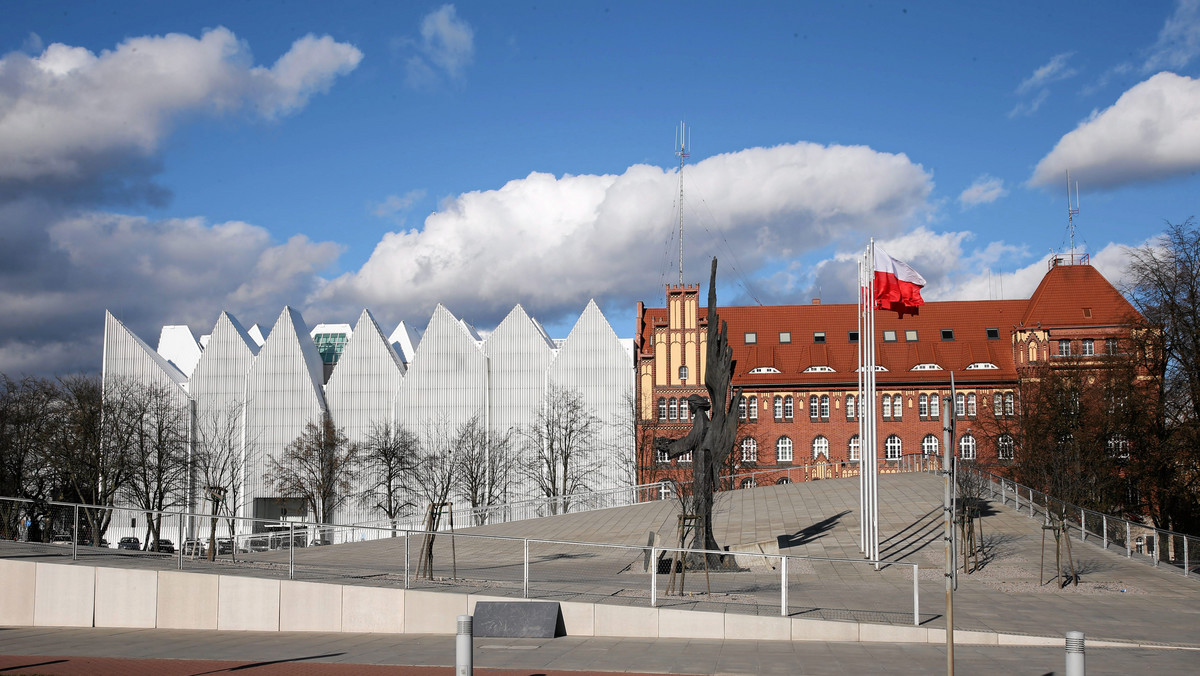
634,254,1141,488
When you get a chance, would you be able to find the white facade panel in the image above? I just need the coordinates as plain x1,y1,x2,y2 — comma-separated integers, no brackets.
548,300,635,493
395,305,488,445
243,307,326,518
157,325,203,378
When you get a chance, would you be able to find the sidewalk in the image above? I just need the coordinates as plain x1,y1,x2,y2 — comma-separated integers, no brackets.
0,627,1196,675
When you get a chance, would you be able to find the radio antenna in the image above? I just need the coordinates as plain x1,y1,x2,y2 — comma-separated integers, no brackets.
1066,170,1080,257
675,121,690,285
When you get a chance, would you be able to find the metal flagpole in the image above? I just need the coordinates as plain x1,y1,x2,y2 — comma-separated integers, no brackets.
868,239,879,565
858,253,867,554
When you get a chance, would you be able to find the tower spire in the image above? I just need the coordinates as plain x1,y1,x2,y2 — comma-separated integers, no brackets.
676,121,690,285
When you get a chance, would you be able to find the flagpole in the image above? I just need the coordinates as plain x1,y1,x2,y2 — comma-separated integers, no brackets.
868,239,879,566
857,254,866,555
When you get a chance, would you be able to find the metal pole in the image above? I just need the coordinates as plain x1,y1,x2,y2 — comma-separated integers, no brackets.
456,614,474,676
404,532,410,588
1103,516,1108,550
72,504,79,561
1080,508,1086,542
178,512,184,570
942,391,955,675
523,538,530,598
650,547,657,607
1185,537,1190,577
1065,631,1085,676
780,555,788,617
1125,522,1131,558
288,522,295,580
912,563,919,626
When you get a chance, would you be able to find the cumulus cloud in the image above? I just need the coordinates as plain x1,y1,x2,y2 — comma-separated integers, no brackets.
958,175,1007,208
1010,53,1077,118
0,28,358,375
1030,72,1200,189
315,142,933,326
1143,0,1200,72
403,4,475,87
0,28,361,190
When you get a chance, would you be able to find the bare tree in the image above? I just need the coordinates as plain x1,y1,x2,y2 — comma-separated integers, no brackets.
120,382,191,551
267,413,360,543
522,384,601,515
358,419,419,533
194,400,250,560
0,376,61,541
45,375,133,546
454,414,516,525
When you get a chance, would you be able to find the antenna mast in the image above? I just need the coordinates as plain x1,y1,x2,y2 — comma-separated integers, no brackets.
1066,170,1080,258
676,121,690,285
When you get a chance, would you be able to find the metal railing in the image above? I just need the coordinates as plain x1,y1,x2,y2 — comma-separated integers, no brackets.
964,465,1200,581
0,494,920,625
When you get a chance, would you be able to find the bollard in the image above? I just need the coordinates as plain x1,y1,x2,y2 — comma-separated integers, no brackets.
1065,631,1085,676
456,614,473,676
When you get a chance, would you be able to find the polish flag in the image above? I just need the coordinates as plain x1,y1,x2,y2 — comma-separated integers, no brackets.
873,246,926,314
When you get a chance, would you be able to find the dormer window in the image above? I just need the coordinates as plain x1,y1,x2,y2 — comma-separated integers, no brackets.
745,332,757,345
779,332,791,344
813,332,826,344
749,366,781,374
964,362,999,370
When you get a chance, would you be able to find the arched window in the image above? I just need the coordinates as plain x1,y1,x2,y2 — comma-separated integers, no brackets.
777,436,794,462
809,395,819,420
657,398,667,420
678,365,689,381
967,393,977,417
679,451,692,464
998,434,1015,460
656,447,669,463
741,437,758,463
882,394,892,419
922,434,939,456
811,435,828,460
930,394,940,418
919,394,929,418
994,393,1003,416
748,396,759,421
774,395,784,419
740,477,757,489
846,394,856,420
891,395,902,420
820,395,830,418
776,477,792,486
658,481,672,500
668,397,678,421
1004,393,1015,416
1107,436,1130,459
784,395,794,420
959,434,976,460
955,393,965,418
849,434,861,461
885,435,903,460
738,396,747,420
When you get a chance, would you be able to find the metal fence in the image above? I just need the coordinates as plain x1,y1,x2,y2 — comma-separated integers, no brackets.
965,466,1199,580
0,494,919,625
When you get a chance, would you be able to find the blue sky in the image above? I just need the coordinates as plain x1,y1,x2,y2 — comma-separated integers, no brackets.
2,1,1199,374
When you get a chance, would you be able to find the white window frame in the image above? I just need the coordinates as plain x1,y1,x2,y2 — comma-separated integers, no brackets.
1082,339,1094,356
930,394,940,419
846,394,856,420
919,394,929,418
748,396,759,421
774,395,784,419
810,435,827,461
959,434,977,461
820,395,830,418
741,437,758,463
998,434,1014,461
885,435,903,461
784,395,794,420
849,435,861,461
892,395,902,420
882,394,892,419
922,434,939,457
778,436,794,463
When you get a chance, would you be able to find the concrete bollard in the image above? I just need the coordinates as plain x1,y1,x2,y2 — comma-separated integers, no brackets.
1065,630,1085,676
456,614,473,676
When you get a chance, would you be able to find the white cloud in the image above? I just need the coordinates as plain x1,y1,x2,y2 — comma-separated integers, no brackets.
1143,0,1200,72
1030,72,1200,189
1010,53,1076,118
958,175,1007,208
0,28,361,185
372,189,427,222
315,142,933,325
1017,52,1078,95
404,4,475,86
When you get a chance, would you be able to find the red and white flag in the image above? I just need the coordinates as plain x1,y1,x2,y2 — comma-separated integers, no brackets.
873,246,926,314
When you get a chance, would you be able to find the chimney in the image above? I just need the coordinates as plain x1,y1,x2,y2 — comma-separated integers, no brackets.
811,299,821,305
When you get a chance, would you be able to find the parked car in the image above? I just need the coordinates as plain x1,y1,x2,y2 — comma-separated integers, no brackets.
50,534,73,546
182,539,205,556
117,536,141,551
216,538,234,555
153,538,175,554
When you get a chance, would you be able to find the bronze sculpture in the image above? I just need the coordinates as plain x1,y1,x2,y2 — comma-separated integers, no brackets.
654,258,741,562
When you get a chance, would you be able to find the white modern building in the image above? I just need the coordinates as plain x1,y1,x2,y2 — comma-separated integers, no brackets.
101,301,634,531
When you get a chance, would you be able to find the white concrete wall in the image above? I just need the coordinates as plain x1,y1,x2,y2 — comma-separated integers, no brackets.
7,559,1065,648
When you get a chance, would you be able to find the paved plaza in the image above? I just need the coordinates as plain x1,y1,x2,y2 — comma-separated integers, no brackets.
3,471,1200,673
